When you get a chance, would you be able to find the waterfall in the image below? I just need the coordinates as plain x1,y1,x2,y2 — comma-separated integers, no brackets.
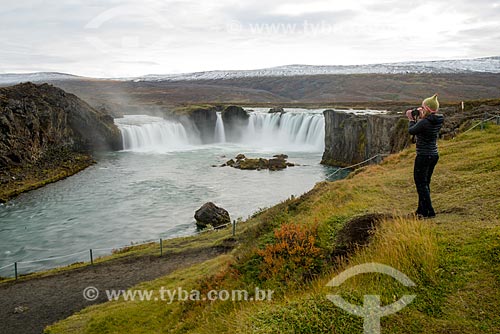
115,115,197,152
114,111,325,153
215,112,226,143
240,112,325,152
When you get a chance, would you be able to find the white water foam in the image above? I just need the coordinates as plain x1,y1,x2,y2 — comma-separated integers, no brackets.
115,115,200,153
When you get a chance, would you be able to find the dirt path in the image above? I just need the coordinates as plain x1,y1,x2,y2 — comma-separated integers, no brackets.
0,247,227,334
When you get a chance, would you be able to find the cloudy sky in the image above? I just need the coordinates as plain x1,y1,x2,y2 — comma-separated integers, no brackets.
1,0,499,77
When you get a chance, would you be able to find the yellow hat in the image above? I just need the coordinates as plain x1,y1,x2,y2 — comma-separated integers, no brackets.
422,94,439,113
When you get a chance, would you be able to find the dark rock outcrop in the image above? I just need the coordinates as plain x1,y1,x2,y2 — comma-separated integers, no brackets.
269,107,285,113
321,102,500,167
0,83,122,201
180,107,218,144
222,106,249,142
222,154,295,171
239,158,269,170
194,202,231,229
0,83,122,169
321,110,409,167
268,158,288,171
273,154,288,160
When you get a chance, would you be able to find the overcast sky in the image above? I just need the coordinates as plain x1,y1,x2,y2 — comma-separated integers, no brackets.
1,0,499,77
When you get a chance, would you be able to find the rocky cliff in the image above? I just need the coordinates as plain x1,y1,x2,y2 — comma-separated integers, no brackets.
321,110,409,167
0,83,122,201
170,105,250,144
221,106,249,142
169,106,221,144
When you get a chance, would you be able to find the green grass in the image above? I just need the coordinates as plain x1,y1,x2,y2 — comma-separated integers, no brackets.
171,104,219,115
46,125,500,333
0,154,95,203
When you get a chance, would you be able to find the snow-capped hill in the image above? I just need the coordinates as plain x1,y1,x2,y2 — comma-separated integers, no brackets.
1,57,499,85
133,56,500,82
0,72,81,86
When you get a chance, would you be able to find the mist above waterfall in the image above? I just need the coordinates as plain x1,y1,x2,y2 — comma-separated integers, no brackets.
115,109,325,153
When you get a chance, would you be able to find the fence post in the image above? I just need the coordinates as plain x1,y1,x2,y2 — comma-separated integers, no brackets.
481,112,488,130
232,220,236,237
90,249,94,265
497,116,500,126
160,238,163,257
14,262,18,281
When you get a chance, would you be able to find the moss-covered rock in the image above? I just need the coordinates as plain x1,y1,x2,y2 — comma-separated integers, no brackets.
222,154,295,171
239,158,269,170
268,158,288,171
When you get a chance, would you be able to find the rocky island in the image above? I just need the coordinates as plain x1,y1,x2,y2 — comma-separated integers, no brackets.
221,154,296,171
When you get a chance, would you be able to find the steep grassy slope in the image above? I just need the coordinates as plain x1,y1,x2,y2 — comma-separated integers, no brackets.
46,125,500,334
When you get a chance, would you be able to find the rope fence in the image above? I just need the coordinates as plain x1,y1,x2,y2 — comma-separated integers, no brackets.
459,112,500,136
326,154,387,179
0,263,13,271
0,220,239,281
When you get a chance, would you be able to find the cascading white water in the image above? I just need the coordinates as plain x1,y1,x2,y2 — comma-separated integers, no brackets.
114,110,325,152
115,115,198,152
215,112,226,143
240,111,325,152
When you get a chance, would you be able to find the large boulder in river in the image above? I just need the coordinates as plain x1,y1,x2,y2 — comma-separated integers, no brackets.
194,202,231,229
222,106,249,142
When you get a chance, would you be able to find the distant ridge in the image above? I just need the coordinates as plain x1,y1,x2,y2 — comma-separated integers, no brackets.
0,72,82,86
1,56,499,86
133,56,500,82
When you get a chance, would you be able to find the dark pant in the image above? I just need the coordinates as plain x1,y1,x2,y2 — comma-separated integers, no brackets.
414,155,439,217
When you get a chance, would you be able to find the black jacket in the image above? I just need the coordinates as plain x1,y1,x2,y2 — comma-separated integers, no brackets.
408,114,444,156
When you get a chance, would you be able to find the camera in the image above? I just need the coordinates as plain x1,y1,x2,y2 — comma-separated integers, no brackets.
411,108,420,121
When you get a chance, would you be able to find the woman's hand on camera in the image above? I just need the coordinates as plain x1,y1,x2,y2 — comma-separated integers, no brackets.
406,107,424,121
406,109,415,121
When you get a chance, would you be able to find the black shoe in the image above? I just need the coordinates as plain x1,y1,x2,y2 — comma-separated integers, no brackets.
414,212,435,220
414,212,425,220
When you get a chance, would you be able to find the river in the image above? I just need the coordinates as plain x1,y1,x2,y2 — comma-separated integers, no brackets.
0,108,347,276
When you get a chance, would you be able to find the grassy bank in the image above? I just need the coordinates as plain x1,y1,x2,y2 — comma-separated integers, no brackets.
0,153,95,203
46,124,500,333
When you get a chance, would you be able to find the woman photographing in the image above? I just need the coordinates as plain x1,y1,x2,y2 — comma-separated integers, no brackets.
406,94,444,218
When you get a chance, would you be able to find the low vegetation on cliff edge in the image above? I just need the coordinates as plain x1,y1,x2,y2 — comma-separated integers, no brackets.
46,124,500,334
0,83,122,202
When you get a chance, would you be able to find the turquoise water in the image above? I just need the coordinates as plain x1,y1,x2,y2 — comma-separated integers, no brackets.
0,109,351,276
0,144,343,276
